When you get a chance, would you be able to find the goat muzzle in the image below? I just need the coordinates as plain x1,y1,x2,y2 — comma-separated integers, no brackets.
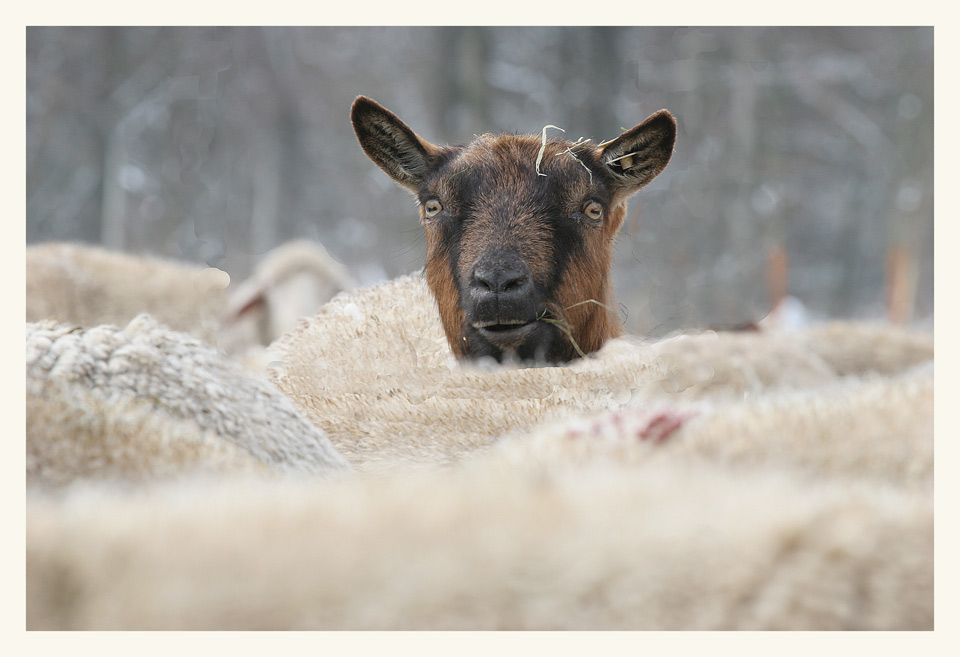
465,250,540,348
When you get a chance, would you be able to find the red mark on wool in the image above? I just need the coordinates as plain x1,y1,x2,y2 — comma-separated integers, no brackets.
636,409,697,443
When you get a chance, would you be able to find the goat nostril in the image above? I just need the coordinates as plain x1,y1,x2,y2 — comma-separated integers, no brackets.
502,275,529,292
473,271,494,292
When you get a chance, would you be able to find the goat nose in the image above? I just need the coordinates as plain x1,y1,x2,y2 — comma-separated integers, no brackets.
472,263,530,294
468,253,538,327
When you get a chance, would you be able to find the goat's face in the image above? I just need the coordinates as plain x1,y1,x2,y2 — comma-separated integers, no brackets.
351,96,676,363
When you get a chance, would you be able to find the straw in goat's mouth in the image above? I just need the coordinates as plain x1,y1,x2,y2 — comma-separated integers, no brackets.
534,299,611,359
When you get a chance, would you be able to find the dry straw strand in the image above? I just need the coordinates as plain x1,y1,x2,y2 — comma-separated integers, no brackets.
536,125,565,176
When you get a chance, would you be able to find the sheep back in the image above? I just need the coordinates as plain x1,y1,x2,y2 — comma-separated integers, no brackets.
272,273,934,473
27,315,348,487
26,242,229,343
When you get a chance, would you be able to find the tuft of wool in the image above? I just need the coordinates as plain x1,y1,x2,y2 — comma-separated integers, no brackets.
27,315,348,487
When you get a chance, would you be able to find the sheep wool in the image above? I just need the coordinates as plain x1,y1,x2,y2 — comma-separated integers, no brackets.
26,241,229,344
272,274,655,470
25,273,934,630
272,273,934,472
485,361,933,490
26,240,357,365
26,456,931,630
27,315,348,487
221,239,356,341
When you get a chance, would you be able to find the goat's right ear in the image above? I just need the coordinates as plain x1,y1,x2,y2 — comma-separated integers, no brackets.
599,110,677,198
351,96,439,192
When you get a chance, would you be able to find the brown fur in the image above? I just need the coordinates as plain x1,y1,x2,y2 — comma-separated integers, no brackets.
424,235,465,354
352,97,676,362
551,207,626,356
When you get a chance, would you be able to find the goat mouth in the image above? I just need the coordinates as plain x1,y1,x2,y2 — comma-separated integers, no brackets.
472,320,536,345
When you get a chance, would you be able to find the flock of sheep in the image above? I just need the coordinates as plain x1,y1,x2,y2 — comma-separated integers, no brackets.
25,241,934,630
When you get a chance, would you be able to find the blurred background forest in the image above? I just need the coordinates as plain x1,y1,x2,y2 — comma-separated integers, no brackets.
26,26,934,336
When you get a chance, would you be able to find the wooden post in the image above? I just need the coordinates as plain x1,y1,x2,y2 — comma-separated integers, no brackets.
886,244,917,325
767,243,789,317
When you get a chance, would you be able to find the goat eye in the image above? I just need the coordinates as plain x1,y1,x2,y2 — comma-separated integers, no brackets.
584,201,603,221
424,199,443,218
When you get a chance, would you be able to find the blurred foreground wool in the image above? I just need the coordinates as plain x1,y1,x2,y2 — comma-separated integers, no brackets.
27,456,931,630
26,274,934,629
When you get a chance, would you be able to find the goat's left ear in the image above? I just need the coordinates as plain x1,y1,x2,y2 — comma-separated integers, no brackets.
599,110,677,196
351,96,440,192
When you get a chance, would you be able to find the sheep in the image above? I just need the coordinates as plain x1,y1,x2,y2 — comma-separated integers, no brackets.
26,240,355,365
641,321,934,400
26,454,932,629
218,239,357,356
486,360,933,491
788,321,935,378
351,96,677,363
271,273,933,473
26,314,349,488
26,241,229,344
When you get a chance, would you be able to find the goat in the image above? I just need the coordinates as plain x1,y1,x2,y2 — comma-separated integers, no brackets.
351,96,677,363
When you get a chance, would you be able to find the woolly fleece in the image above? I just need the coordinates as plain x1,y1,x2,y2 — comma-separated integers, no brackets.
25,274,934,630
27,315,348,487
